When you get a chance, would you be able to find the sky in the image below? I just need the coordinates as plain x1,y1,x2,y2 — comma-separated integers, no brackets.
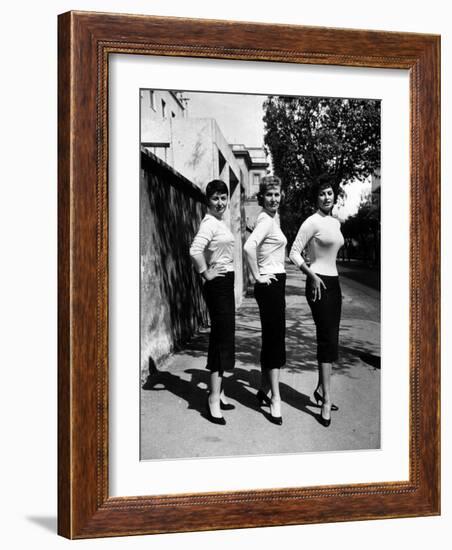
335,178,372,221
184,91,266,147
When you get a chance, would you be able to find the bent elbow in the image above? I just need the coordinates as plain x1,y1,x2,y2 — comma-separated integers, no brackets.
189,244,200,258
289,250,304,267
243,241,254,258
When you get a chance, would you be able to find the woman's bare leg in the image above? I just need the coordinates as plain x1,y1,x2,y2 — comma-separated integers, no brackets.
319,362,332,419
315,368,323,395
269,368,281,417
208,371,223,418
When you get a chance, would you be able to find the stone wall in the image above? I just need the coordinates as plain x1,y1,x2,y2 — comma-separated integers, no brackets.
140,149,208,379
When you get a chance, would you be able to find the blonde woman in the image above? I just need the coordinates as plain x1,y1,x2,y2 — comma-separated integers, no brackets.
244,175,287,425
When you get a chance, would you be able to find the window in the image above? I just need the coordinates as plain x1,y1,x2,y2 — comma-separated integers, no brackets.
253,173,260,189
149,90,155,110
161,99,167,118
171,111,176,118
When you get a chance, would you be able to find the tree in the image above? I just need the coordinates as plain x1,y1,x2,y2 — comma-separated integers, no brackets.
341,198,380,266
263,96,381,240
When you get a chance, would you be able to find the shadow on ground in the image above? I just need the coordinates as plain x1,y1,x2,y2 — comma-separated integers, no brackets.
143,365,321,424
140,263,381,458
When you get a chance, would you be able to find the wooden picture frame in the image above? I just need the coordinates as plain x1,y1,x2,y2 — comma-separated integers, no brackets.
58,10,440,539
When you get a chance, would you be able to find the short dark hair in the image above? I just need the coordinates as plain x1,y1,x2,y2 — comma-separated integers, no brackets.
310,174,340,205
257,175,282,207
205,179,229,201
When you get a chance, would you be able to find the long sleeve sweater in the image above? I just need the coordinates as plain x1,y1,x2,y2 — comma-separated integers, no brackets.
244,211,287,275
189,214,235,273
289,211,344,276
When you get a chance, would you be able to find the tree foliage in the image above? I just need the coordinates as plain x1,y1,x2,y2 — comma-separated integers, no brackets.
342,200,380,239
263,96,381,239
341,197,380,266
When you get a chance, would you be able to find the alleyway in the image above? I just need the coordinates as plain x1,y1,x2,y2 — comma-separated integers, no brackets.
140,262,380,460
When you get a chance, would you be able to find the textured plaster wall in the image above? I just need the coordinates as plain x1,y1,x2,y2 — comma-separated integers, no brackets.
169,118,245,306
170,118,215,190
140,151,208,378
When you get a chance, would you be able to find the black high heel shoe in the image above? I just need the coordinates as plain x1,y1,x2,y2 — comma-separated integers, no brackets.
206,398,226,425
256,389,270,406
269,399,283,426
319,403,331,427
208,392,235,411
220,399,235,411
313,388,339,411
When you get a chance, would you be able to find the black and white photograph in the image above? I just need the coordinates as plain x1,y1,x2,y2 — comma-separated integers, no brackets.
139,89,381,460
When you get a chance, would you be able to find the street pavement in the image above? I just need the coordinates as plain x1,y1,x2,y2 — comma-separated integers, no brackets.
140,262,380,460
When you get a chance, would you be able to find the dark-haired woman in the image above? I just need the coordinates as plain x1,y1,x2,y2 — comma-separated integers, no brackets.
289,180,344,427
244,175,287,425
190,179,236,425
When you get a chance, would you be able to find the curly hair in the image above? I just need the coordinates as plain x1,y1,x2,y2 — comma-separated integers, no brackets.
256,175,282,207
309,173,341,206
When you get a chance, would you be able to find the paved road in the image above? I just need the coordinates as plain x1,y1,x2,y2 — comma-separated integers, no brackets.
141,262,380,460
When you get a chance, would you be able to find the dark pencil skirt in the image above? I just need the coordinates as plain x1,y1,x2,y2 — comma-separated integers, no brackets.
203,271,235,374
254,273,286,370
306,274,342,363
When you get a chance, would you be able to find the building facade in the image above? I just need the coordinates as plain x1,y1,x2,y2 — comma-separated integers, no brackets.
230,144,269,232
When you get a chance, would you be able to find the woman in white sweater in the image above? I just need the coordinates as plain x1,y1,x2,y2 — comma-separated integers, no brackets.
289,177,344,427
190,180,236,425
244,176,287,425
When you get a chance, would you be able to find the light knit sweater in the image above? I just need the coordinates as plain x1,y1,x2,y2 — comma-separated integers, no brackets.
244,211,287,275
289,211,344,276
189,214,235,273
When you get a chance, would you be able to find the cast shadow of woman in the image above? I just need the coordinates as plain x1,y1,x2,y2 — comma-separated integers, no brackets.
184,366,319,423
142,357,211,420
